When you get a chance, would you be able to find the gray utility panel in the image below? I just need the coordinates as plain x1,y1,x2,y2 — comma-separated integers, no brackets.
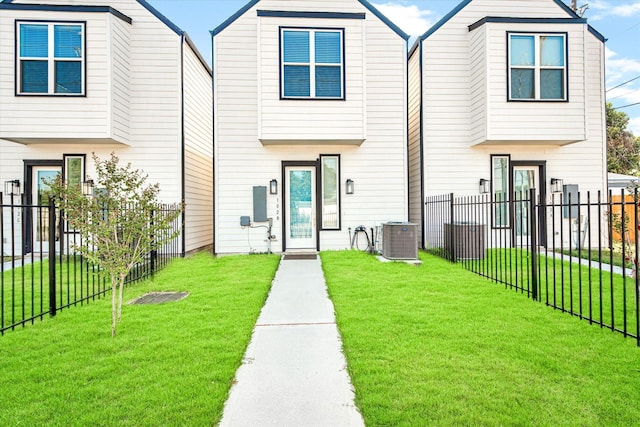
253,186,268,223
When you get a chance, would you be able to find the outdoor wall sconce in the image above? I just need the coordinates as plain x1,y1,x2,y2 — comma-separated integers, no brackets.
270,179,278,195
346,179,354,195
479,178,490,194
550,178,564,193
83,178,94,196
4,179,20,195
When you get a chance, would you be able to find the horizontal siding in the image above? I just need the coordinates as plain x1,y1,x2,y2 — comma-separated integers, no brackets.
214,0,407,254
0,1,207,255
257,17,365,141
421,0,605,198
407,46,423,246
469,25,487,144
183,43,213,252
110,14,131,144
483,22,586,143
0,10,114,140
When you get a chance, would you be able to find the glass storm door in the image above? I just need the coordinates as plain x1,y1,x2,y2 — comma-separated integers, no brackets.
285,167,316,250
32,166,61,253
513,166,538,241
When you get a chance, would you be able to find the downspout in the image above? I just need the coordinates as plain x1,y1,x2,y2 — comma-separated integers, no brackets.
180,33,186,256
211,31,216,255
405,36,410,223
419,39,425,249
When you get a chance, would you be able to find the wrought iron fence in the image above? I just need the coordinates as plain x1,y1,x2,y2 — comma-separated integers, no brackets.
425,189,640,346
1,193,182,334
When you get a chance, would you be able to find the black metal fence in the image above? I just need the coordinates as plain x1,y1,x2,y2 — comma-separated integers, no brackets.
425,189,640,346
1,193,182,334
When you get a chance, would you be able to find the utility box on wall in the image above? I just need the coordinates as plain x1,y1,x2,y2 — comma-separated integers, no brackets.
253,186,267,223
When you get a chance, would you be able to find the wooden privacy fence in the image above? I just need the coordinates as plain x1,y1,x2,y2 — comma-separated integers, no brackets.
610,194,638,244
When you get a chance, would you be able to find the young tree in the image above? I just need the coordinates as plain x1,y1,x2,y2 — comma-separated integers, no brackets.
48,153,183,336
607,102,640,175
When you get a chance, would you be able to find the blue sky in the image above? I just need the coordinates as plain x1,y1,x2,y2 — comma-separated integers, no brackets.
147,0,640,134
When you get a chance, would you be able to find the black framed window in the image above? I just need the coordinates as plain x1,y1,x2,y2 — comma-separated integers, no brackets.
281,28,344,99
320,155,340,229
508,33,567,101
491,155,510,228
17,21,85,95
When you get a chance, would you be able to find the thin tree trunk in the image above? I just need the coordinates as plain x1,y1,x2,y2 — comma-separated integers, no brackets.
111,275,117,337
117,273,127,322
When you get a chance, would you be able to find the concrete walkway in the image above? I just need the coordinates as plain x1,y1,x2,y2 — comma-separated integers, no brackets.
219,256,364,427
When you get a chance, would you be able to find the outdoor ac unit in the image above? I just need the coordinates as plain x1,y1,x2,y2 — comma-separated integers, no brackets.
382,222,418,260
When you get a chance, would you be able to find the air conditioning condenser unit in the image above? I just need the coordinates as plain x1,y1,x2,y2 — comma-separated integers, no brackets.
382,222,418,260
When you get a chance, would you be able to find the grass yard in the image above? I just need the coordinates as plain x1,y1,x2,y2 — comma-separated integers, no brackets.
0,252,280,426
558,248,627,268
322,250,640,426
2,256,109,331
461,248,639,337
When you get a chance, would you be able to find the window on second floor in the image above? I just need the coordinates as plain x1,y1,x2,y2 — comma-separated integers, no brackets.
281,28,344,100
508,33,567,101
17,21,85,95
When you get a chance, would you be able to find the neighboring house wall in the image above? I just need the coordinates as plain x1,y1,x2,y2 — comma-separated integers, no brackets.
0,0,213,255
408,0,606,248
183,39,214,253
214,0,408,254
407,43,423,246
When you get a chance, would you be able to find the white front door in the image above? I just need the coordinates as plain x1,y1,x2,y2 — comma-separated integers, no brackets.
32,166,61,253
285,166,316,250
513,166,539,242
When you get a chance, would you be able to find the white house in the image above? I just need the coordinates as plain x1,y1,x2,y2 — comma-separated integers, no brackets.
408,0,607,247
212,0,409,254
0,0,213,255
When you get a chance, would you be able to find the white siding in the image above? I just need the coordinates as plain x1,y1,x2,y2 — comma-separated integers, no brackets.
183,42,213,253
407,44,423,247
1,0,215,254
258,17,364,143
480,22,586,144
0,9,122,142
214,0,408,254
110,14,131,144
0,0,184,200
419,0,606,198
469,25,487,144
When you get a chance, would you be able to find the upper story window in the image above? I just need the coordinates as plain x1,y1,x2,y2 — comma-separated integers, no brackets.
17,21,85,95
508,33,566,101
281,28,344,99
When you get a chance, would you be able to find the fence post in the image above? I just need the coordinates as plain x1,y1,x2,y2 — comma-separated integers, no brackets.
48,198,56,317
450,193,456,262
150,208,156,276
529,188,538,301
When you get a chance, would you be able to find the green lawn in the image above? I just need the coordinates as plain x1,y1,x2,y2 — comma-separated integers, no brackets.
0,252,280,426
461,248,639,337
558,248,627,268
322,250,640,426
2,256,109,331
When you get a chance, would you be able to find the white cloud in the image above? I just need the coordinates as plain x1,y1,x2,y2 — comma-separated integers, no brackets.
605,47,640,86
609,2,640,17
586,0,640,19
372,2,435,36
629,117,640,135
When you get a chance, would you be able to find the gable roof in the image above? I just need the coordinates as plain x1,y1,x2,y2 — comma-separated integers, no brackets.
211,0,409,40
419,0,605,43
